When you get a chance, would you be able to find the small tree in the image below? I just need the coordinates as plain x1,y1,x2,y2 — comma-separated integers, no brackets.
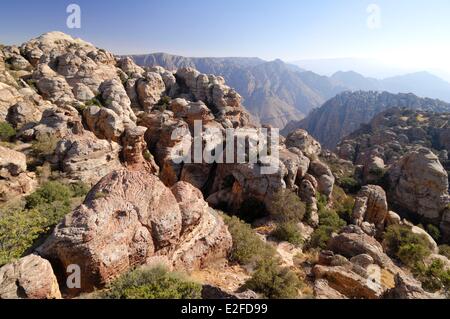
244,259,301,299
102,266,202,299
223,215,275,265
269,189,305,223
426,224,441,242
272,222,303,246
383,225,433,267
0,122,16,141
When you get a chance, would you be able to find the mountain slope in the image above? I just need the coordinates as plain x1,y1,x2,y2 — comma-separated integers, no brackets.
132,53,450,129
282,91,450,149
129,54,348,128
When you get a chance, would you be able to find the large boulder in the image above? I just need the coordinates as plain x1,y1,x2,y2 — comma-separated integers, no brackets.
384,273,433,299
0,255,61,299
33,64,75,106
83,105,125,142
312,264,384,299
99,79,136,122
0,82,20,121
308,160,335,197
6,87,52,129
0,145,27,177
388,147,450,237
37,171,231,294
55,131,122,185
352,185,388,231
285,129,321,160
327,226,392,267
136,71,166,110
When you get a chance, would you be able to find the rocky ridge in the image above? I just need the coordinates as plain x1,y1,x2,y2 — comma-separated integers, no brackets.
283,91,450,149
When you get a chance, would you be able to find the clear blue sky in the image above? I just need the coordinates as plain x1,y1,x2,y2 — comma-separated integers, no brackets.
1,0,449,69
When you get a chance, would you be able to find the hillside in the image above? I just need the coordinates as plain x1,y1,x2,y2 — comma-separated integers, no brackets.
132,53,450,129
129,53,350,128
282,91,450,149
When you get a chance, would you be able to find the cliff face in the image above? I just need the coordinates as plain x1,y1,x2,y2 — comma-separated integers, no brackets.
283,91,450,150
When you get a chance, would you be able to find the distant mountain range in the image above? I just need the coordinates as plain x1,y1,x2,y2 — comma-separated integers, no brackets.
130,53,450,128
282,91,450,150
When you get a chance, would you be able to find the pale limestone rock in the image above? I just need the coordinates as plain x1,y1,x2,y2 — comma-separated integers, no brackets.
0,145,27,177
352,185,388,231
0,255,61,299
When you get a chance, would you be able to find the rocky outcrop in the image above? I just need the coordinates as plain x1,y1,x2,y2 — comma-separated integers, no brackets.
0,145,37,202
285,129,321,159
99,79,136,122
384,273,433,299
312,264,384,299
352,185,388,231
308,160,335,197
327,226,392,267
0,145,27,176
136,71,166,110
54,131,122,185
0,255,61,299
6,88,51,129
174,67,250,128
336,108,450,183
286,91,450,149
37,168,231,294
313,279,348,299
83,105,125,142
0,82,20,120
388,147,450,237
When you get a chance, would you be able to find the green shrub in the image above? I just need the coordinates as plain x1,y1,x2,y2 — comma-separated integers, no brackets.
0,209,48,266
102,266,201,299
439,245,450,259
26,181,73,209
32,134,59,157
244,259,300,299
426,224,441,242
143,150,154,163
338,176,361,194
70,181,90,198
369,167,386,177
0,122,16,141
0,179,87,266
318,208,347,230
304,203,313,224
413,259,450,293
383,225,432,267
308,225,337,250
272,222,303,246
269,189,305,223
238,197,268,223
223,215,275,265
156,96,171,112
85,96,103,108
332,186,355,224
308,208,346,249
317,192,328,207
397,243,430,267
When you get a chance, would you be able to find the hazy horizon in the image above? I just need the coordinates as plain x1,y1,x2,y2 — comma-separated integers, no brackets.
1,0,450,80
